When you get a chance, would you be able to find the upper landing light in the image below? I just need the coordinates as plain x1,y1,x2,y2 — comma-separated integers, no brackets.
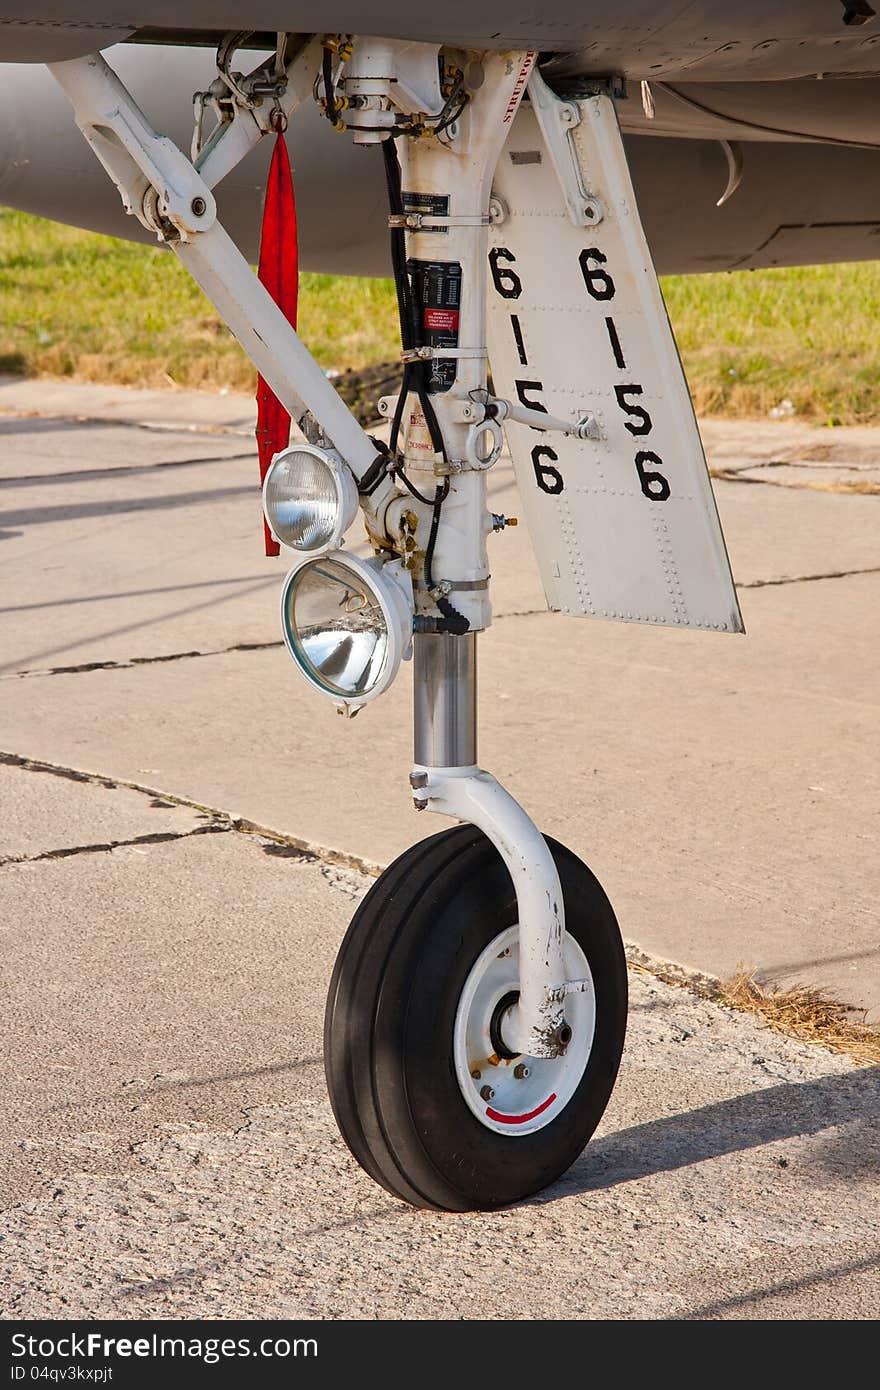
262,444,358,555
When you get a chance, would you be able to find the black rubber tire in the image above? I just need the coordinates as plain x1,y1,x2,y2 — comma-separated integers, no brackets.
324,825,627,1211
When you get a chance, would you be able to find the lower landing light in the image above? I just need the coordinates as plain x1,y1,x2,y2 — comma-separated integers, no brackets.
280,552,414,714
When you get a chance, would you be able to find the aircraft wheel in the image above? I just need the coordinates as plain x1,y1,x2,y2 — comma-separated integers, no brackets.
324,825,627,1211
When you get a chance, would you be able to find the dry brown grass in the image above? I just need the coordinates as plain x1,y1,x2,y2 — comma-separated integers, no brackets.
626,946,880,1066
718,969,880,1066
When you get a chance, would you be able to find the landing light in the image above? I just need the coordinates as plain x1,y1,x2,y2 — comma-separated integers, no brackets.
280,553,414,713
262,444,358,554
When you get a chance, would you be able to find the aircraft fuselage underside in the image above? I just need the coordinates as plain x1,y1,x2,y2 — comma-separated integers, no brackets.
4,1,880,80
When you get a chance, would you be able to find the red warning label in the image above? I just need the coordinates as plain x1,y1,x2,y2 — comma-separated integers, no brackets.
423,307,459,333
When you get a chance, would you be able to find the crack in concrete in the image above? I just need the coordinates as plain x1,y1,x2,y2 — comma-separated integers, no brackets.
0,750,384,880
1,609,554,679
711,467,880,496
2,639,283,681
0,822,231,868
3,752,874,1055
740,565,880,589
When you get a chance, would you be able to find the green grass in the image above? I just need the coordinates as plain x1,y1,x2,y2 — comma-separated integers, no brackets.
0,208,399,391
3,206,880,423
662,262,880,425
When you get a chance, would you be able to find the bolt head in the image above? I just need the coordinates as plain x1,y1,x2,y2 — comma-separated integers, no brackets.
489,196,507,225
191,196,207,217
513,1063,530,1080
479,1085,495,1102
470,1069,481,1080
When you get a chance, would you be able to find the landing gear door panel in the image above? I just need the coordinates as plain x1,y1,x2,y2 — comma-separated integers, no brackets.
487,94,743,634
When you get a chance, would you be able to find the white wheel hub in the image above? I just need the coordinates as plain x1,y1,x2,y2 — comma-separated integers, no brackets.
453,925,596,1136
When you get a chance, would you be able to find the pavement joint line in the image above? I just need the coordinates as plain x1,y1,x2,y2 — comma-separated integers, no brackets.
0,407,253,439
740,564,880,589
2,748,876,1065
711,467,880,496
0,822,231,868
6,563,880,683
1,639,284,681
712,458,880,473
0,452,255,486
0,574,280,619
0,749,386,880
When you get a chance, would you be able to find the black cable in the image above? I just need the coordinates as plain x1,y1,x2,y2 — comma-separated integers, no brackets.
433,595,471,636
357,437,392,497
381,140,446,457
382,139,413,348
423,481,448,591
656,80,880,153
422,478,468,636
382,139,416,456
392,463,440,508
431,79,467,136
322,47,338,127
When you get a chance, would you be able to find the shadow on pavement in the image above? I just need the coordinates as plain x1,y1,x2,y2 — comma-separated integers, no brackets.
557,1067,880,1196
684,1250,880,1318
0,483,255,529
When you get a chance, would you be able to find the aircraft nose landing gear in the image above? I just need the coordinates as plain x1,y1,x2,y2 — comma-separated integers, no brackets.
50,34,738,1212
324,629,627,1211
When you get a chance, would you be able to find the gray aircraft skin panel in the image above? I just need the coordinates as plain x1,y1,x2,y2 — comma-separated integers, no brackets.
3,46,880,278
2,3,880,79
0,47,391,277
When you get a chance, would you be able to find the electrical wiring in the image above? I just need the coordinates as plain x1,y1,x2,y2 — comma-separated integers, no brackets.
322,46,339,128
381,138,447,459
393,466,444,508
380,136,469,635
423,479,450,589
656,80,880,152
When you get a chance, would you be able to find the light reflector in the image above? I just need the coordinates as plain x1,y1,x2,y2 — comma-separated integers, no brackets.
280,553,413,712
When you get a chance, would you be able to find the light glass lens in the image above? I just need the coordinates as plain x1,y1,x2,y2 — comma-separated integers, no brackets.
285,559,390,699
265,449,339,551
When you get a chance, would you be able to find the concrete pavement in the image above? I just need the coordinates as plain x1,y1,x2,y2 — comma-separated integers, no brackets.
0,764,877,1319
1,378,878,1319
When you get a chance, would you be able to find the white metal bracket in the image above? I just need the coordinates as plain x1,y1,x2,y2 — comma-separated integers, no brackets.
410,764,569,1058
48,50,388,505
195,35,322,190
527,66,604,228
